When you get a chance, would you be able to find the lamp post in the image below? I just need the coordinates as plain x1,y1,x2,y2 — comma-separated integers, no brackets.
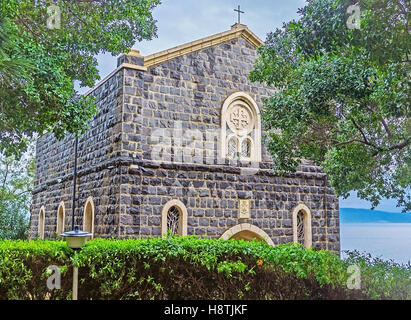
61,135,92,300
71,136,78,231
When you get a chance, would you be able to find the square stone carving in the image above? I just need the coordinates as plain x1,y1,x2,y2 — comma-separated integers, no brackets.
239,199,250,219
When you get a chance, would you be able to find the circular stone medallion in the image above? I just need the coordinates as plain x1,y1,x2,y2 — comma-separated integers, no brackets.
227,102,253,135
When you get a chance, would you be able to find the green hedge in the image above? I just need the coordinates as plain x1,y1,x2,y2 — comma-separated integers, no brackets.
0,237,403,300
0,240,72,299
343,250,411,300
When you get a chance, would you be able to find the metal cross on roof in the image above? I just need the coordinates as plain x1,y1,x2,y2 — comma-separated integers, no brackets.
234,5,245,24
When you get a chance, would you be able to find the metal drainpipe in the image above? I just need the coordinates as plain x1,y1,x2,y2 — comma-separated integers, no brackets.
71,136,79,300
71,136,79,230
324,174,329,251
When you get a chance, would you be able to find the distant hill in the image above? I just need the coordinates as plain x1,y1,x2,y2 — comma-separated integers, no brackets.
340,208,411,223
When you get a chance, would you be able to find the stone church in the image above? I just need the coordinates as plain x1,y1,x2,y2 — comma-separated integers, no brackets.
30,23,340,253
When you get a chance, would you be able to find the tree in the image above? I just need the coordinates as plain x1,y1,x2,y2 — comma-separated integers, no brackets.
250,0,410,212
0,144,35,240
0,0,161,158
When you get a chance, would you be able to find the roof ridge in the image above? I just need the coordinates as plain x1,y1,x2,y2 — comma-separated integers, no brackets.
143,24,263,67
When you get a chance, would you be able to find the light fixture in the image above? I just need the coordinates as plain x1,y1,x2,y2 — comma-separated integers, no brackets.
61,226,92,250
61,226,92,300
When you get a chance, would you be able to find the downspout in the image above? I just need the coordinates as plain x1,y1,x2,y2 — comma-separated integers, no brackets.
323,174,329,251
71,136,79,230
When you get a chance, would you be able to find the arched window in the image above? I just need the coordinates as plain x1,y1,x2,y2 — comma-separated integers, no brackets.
241,138,252,158
161,200,187,238
38,206,45,240
296,210,305,245
56,202,65,235
292,204,312,248
83,196,95,238
227,136,239,159
221,92,261,161
167,206,181,235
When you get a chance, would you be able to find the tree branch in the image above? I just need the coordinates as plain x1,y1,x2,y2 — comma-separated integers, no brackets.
15,14,53,47
381,118,393,140
350,118,386,152
334,139,357,147
388,137,411,151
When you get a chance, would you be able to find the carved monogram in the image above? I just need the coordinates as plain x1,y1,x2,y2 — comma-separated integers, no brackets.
229,106,250,131
239,199,250,219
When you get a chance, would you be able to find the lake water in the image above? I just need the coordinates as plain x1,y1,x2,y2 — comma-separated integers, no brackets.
340,223,411,265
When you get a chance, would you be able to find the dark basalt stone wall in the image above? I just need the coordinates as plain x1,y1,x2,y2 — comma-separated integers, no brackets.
30,36,340,253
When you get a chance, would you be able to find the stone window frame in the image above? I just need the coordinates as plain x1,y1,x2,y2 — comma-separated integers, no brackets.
38,206,45,240
219,223,274,246
220,92,261,162
161,199,188,238
292,203,312,248
56,201,65,236
83,196,95,238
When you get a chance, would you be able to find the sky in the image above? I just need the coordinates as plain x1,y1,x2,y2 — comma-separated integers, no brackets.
83,0,404,213
91,0,307,81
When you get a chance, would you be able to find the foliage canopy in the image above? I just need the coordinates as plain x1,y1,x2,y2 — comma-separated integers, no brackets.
250,0,410,211
0,146,34,240
0,0,160,157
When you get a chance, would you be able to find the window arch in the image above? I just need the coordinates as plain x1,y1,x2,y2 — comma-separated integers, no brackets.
292,204,312,248
38,206,45,240
83,196,95,238
56,201,65,235
220,223,274,246
221,92,261,161
161,200,188,238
